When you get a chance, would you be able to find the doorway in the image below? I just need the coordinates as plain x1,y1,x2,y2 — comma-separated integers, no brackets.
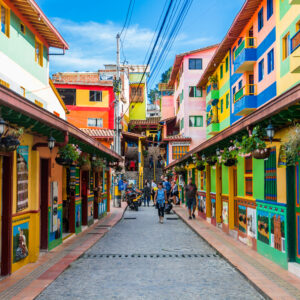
40,159,49,250
81,171,89,226
248,74,254,95
248,26,254,47
1,155,13,276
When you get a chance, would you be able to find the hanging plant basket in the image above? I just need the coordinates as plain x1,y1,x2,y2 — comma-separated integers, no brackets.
196,164,206,171
211,98,219,106
93,166,102,172
252,148,270,160
207,158,217,166
81,161,91,171
0,135,20,152
55,156,74,166
224,158,237,167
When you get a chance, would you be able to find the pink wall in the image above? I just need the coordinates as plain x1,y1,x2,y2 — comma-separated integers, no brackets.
161,95,175,120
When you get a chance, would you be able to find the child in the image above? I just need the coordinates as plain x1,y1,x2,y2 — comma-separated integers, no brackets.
154,182,167,223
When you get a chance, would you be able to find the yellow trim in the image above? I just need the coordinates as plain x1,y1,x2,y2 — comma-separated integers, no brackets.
49,79,68,113
34,37,43,67
34,99,43,108
0,78,10,88
20,86,25,97
282,32,290,61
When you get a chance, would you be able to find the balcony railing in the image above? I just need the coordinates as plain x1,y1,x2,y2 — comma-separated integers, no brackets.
291,29,300,53
234,84,256,103
234,37,257,60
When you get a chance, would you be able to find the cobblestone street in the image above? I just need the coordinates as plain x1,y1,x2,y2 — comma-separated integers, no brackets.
37,205,264,300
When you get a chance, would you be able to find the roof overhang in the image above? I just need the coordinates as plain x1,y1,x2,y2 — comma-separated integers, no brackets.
80,128,114,140
166,83,300,169
0,85,121,161
8,0,69,49
197,0,261,88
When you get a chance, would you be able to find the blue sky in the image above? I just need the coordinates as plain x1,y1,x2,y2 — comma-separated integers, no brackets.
36,0,244,88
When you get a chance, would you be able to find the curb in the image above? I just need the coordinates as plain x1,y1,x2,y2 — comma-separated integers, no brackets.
173,208,271,300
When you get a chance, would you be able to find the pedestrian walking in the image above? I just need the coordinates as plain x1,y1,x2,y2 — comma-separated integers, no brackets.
154,182,167,223
143,180,151,207
149,155,154,169
170,180,179,205
185,178,198,220
118,177,125,201
163,177,171,200
151,181,157,205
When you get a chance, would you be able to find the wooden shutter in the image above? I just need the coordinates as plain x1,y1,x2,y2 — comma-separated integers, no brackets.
264,147,277,201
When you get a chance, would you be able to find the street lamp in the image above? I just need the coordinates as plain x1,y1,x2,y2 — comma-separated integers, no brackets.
48,136,56,151
92,154,97,161
266,122,275,143
0,117,8,138
201,154,205,161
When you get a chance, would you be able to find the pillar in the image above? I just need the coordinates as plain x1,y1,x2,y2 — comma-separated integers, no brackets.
206,165,211,218
216,164,222,223
228,166,235,230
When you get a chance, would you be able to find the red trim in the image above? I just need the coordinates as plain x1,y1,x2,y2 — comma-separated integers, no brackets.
55,84,113,91
12,209,39,217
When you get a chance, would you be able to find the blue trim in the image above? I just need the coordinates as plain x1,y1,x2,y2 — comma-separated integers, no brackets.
257,81,276,107
233,48,257,74
256,27,276,60
256,199,287,207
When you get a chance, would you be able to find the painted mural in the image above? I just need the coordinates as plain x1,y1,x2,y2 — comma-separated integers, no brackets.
198,194,206,214
270,214,285,253
13,222,29,263
257,210,270,245
222,202,229,225
16,146,29,211
247,208,257,239
76,204,81,228
238,205,247,234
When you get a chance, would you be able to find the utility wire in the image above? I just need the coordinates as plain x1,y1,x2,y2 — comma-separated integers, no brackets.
120,0,134,36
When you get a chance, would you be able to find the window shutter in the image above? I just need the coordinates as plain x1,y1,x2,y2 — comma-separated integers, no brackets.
264,148,277,201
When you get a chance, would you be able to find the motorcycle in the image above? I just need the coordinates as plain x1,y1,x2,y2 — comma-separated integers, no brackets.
125,189,140,211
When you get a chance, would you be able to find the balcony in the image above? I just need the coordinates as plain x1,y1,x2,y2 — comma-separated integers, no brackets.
206,87,219,105
233,84,257,116
290,30,300,73
206,111,219,136
233,37,257,74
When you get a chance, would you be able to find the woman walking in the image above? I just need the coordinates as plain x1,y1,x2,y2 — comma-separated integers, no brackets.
143,180,151,207
171,180,179,205
154,182,167,224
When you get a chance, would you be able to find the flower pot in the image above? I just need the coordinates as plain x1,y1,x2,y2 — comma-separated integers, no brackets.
207,159,217,166
196,165,205,171
55,156,73,166
211,98,219,106
252,148,270,160
224,158,237,167
81,162,91,171
0,135,20,152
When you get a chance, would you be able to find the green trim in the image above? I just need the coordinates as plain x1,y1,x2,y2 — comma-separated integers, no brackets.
237,156,245,197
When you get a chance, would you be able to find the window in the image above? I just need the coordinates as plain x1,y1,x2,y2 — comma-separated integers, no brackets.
225,57,229,72
233,86,236,96
88,118,103,128
258,7,264,32
296,20,300,32
57,88,76,105
282,33,290,60
238,80,242,90
232,46,236,61
180,118,184,131
267,0,273,20
0,3,9,37
267,48,274,74
226,93,229,109
35,39,43,67
220,65,223,79
245,156,253,197
90,90,102,102
189,86,202,97
172,146,189,160
220,99,224,113
189,58,202,70
20,22,25,34
264,147,277,201
189,116,203,127
258,59,264,82
238,38,242,45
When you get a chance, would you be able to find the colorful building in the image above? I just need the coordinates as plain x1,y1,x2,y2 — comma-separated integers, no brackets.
52,72,115,148
0,0,121,277
166,0,300,276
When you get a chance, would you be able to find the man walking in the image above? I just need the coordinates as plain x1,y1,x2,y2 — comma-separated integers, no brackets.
163,177,171,200
185,178,197,220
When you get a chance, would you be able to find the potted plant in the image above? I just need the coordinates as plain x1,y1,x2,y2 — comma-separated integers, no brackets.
236,126,270,159
55,144,80,166
92,157,105,172
0,127,23,152
208,75,218,90
142,149,148,157
193,154,206,170
78,155,91,171
174,165,186,176
221,146,238,166
206,155,218,166
284,124,300,166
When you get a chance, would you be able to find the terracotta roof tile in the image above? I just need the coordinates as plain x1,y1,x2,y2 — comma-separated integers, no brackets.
163,135,191,142
80,128,114,138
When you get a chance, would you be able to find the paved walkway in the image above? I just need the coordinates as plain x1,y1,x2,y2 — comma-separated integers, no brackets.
36,205,263,300
0,203,127,300
173,205,300,300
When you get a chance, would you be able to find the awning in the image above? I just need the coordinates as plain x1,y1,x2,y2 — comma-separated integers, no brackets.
0,85,121,162
163,135,191,142
80,128,114,139
129,117,161,126
166,83,300,169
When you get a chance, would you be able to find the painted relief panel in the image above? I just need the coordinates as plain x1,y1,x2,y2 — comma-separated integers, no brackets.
16,146,29,211
198,194,206,215
222,202,229,225
238,205,247,233
257,210,270,245
270,214,285,253
247,208,257,239
13,222,29,263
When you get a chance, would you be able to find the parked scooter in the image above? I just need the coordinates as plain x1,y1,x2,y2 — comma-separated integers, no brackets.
125,187,142,211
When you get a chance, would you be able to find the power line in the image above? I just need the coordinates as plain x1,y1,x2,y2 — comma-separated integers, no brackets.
120,0,134,36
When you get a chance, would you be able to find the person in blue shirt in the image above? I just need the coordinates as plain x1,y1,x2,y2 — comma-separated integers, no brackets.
154,182,167,223
163,177,171,200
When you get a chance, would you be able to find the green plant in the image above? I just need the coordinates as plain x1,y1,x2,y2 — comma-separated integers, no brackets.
142,149,148,157
284,124,300,166
221,147,238,162
208,75,218,85
174,165,186,174
78,155,90,166
236,125,266,155
92,157,106,169
58,144,80,161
